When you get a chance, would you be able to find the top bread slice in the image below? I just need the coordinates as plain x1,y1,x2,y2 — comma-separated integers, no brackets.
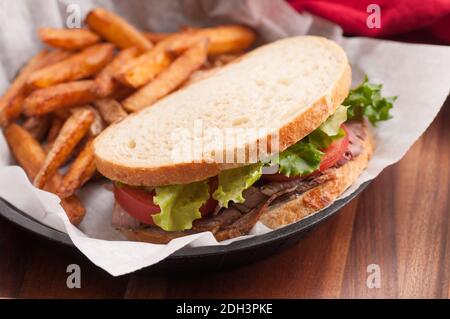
94,36,351,186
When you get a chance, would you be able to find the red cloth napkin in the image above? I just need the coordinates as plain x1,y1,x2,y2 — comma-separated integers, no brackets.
288,0,450,44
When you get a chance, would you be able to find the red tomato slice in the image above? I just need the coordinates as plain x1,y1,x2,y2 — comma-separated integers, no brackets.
114,185,160,225
319,124,349,171
114,178,218,225
262,124,349,183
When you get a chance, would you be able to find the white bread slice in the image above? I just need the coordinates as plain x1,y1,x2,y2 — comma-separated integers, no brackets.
94,36,351,186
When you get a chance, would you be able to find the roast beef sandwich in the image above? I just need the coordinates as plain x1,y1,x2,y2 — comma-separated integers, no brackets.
93,36,395,243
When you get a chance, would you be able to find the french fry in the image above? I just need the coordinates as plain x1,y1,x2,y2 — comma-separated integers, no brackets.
22,115,51,141
53,108,72,120
59,194,87,225
122,40,208,112
38,28,101,50
46,116,64,143
39,49,74,64
93,98,128,124
33,108,94,189
0,51,49,126
71,105,105,136
114,49,172,88
4,123,86,224
93,47,140,97
58,139,96,198
23,80,98,116
88,106,104,136
86,8,153,52
197,25,255,55
5,123,47,180
27,43,115,89
0,49,74,126
108,85,135,101
151,25,255,56
142,31,171,43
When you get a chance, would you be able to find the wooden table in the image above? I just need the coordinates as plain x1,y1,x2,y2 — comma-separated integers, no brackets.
0,99,449,299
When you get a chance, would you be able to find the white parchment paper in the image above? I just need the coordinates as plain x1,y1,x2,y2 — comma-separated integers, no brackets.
0,0,449,276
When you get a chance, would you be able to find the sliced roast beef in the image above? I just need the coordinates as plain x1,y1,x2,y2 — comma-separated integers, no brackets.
233,186,269,213
111,202,141,229
192,207,242,233
345,121,366,157
215,185,298,241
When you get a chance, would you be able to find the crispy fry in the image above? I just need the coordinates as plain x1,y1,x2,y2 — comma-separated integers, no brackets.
23,80,98,116
72,105,105,136
142,31,171,43
4,123,85,224
198,25,255,55
86,8,153,52
33,108,94,189
93,47,140,97
93,98,128,124
0,49,75,126
109,85,135,101
88,106,104,136
27,43,115,89
122,40,208,112
22,115,51,141
5,123,47,180
38,28,101,50
38,49,74,65
115,49,172,88
0,51,49,126
152,25,255,56
155,32,206,55
58,139,96,198
53,108,72,120
46,116,64,143
59,194,86,225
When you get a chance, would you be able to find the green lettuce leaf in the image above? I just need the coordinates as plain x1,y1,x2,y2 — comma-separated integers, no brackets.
319,104,348,136
153,180,210,231
344,75,396,126
275,140,323,177
213,163,263,208
268,105,348,177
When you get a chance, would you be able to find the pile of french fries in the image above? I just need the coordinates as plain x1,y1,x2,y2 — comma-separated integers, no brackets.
0,8,256,225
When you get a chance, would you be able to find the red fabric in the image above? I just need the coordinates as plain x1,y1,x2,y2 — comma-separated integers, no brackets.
288,0,450,44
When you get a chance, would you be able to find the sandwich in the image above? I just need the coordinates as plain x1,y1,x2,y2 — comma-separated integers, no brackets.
93,36,395,244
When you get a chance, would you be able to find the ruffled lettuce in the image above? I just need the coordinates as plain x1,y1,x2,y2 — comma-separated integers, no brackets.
344,75,396,126
212,163,263,208
266,105,348,177
153,180,210,231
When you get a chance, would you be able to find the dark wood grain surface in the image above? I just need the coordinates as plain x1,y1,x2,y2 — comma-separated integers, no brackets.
0,98,449,299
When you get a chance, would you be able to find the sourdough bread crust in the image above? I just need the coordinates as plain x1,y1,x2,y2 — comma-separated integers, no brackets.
94,36,351,186
260,122,374,229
